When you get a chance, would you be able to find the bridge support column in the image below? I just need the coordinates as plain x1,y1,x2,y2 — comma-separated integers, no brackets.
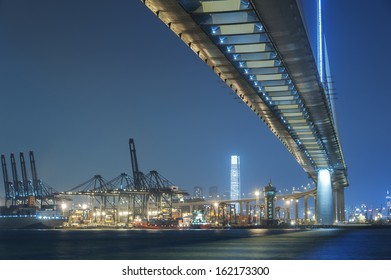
239,201,243,215
336,188,345,222
304,196,308,222
316,169,334,225
295,199,299,223
286,207,290,220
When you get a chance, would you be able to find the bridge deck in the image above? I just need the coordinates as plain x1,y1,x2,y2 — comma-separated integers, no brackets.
141,0,347,188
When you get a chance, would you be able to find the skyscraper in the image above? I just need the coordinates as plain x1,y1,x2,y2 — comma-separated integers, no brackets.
230,155,240,202
193,186,203,199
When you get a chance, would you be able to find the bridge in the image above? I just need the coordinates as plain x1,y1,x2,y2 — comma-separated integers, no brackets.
141,0,348,225
174,187,317,224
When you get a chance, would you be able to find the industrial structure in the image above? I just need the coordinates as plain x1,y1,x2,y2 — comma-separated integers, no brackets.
1,141,321,228
0,152,65,228
173,183,316,227
140,0,348,225
56,139,189,227
1,152,57,208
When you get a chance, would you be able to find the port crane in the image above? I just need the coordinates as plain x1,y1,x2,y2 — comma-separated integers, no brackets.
1,151,57,208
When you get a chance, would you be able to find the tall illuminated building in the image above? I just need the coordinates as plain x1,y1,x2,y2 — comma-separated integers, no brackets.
193,186,203,199
230,156,240,204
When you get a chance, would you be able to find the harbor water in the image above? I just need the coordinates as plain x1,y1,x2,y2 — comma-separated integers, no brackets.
1,227,391,260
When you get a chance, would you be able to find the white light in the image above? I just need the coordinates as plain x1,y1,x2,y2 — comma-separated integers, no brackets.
319,169,331,184
318,0,324,83
231,155,238,164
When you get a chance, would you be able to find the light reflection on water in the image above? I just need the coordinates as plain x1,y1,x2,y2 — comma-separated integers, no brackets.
0,228,390,259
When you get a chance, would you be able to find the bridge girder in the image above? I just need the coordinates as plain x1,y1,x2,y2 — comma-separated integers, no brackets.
141,0,348,190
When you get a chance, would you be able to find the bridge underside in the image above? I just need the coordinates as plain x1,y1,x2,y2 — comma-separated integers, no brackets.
141,0,348,224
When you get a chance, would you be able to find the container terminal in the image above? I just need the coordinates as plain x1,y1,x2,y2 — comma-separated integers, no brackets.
1,139,387,230
0,139,318,229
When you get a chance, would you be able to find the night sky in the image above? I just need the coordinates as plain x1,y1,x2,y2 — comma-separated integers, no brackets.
0,0,390,209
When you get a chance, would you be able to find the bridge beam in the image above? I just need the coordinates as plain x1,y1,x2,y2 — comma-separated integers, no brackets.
316,169,334,225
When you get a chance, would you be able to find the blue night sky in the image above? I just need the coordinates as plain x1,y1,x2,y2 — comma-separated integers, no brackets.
0,0,390,209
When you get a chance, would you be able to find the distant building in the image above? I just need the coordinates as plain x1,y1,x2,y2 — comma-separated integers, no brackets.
222,191,230,200
209,186,218,199
264,182,277,225
230,155,240,202
193,186,203,199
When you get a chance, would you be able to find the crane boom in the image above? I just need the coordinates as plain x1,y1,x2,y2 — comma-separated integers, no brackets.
1,155,11,206
129,138,141,191
20,152,30,197
29,151,41,197
10,153,21,200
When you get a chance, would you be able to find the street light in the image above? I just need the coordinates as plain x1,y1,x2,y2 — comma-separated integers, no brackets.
214,203,219,225
61,203,67,217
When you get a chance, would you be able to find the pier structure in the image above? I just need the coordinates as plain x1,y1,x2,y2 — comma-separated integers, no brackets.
55,180,316,228
173,186,317,227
